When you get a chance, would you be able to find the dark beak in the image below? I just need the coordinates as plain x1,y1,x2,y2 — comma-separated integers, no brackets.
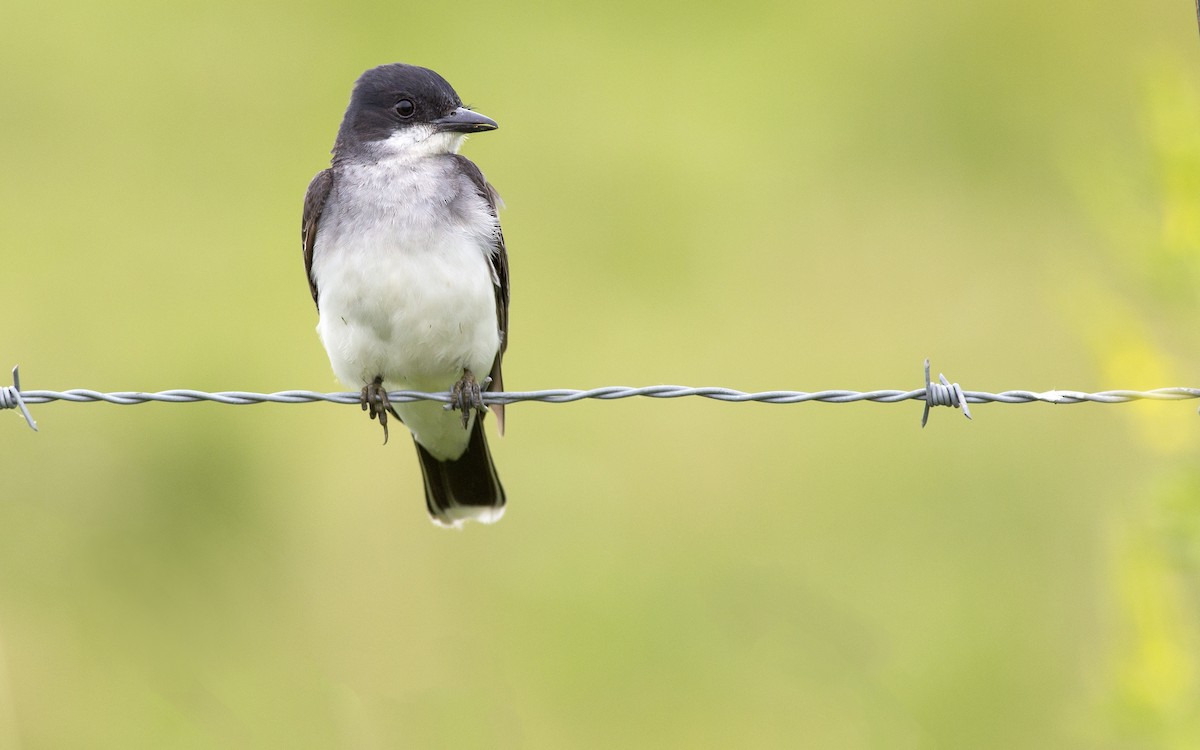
434,107,498,133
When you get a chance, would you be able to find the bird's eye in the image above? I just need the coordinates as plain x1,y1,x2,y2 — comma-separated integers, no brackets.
394,99,416,118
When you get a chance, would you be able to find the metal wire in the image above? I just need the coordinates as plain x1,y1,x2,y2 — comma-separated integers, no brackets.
15,384,1200,405
4,360,1199,433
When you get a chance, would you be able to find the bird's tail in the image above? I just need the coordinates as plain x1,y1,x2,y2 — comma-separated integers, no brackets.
414,418,506,528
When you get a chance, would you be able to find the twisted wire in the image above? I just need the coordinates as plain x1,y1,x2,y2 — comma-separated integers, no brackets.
12,386,1200,406
4,361,1199,434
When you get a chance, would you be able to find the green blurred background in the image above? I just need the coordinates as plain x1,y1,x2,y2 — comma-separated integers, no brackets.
2,0,1199,747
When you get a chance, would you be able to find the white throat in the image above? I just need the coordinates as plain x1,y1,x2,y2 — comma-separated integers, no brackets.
375,125,465,160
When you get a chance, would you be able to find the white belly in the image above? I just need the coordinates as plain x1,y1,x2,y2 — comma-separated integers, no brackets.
314,230,500,459
310,154,503,460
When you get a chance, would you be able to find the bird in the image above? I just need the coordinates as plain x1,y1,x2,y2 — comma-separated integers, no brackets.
302,63,509,528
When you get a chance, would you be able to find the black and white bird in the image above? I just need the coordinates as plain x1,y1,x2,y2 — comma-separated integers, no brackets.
302,63,509,528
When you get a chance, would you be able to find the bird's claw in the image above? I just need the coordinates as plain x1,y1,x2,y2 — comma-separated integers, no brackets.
361,376,400,444
448,370,489,429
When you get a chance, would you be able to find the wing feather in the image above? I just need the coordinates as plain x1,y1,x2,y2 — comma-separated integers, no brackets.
302,169,334,308
451,155,509,433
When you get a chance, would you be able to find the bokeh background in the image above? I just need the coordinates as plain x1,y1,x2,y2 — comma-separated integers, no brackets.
2,0,1199,747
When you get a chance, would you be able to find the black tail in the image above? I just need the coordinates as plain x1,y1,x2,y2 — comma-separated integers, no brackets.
414,418,506,527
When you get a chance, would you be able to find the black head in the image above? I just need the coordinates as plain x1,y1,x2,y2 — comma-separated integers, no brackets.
333,63,497,156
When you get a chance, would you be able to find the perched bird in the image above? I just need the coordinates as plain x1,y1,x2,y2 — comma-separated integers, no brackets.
302,63,509,528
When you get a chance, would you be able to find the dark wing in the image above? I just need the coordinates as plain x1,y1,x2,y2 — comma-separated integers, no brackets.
452,155,509,434
302,169,334,309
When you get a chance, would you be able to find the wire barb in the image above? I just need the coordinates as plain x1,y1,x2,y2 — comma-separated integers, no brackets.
0,366,38,432
921,359,971,427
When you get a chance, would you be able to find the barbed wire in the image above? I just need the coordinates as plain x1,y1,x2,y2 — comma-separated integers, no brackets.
3,362,1199,434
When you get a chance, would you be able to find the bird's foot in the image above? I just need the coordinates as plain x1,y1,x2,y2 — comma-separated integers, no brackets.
448,369,490,429
361,376,400,444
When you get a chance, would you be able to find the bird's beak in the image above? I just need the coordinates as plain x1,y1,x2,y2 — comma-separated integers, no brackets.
434,107,498,133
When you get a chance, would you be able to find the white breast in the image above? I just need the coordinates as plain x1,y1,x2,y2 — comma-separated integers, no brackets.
311,155,501,458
